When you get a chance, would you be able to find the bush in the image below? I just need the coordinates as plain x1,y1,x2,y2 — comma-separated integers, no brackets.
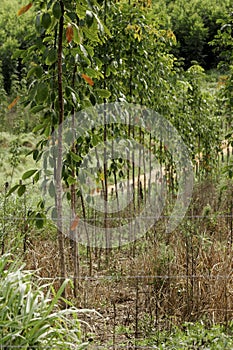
167,0,232,69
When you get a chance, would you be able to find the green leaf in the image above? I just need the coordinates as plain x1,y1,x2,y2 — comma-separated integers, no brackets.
49,181,56,198
35,65,43,78
70,151,82,162
18,185,26,197
22,169,38,180
52,2,62,19
25,62,42,80
95,89,111,98
27,67,37,79
42,13,52,29
85,67,98,78
33,171,40,183
76,3,87,19
33,149,39,161
32,121,46,132
67,176,76,185
83,26,99,42
92,134,99,146
6,184,20,197
30,105,45,114
73,26,82,44
35,83,49,104
45,48,57,65
35,212,44,229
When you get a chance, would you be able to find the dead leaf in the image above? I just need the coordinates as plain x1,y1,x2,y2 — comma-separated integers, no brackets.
8,96,20,110
66,24,74,43
82,73,94,86
70,215,79,231
17,3,32,16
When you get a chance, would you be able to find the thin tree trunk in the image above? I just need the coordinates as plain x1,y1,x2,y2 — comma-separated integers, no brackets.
56,0,66,298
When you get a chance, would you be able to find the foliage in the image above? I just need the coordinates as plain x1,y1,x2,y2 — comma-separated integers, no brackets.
210,7,233,71
138,322,233,349
0,253,90,349
167,0,232,69
0,0,34,95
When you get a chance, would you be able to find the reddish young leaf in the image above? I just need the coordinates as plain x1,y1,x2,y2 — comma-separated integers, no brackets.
66,24,74,43
82,73,94,86
70,215,79,231
8,96,20,110
17,3,32,16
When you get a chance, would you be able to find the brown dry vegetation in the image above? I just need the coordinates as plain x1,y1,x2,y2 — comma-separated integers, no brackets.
16,177,233,347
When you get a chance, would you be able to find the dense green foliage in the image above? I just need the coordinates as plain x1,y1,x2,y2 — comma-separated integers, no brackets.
139,322,233,349
167,0,232,69
0,0,33,94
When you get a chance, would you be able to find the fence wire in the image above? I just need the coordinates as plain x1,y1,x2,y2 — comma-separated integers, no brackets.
1,211,233,348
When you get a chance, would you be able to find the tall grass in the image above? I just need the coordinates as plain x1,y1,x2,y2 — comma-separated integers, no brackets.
0,253,90,349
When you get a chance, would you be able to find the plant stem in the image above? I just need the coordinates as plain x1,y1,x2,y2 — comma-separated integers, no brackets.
56,0,66,298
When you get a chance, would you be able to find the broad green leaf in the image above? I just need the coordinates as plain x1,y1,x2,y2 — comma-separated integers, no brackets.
49,181,56,198
76,3,87,19
27,65,43,79
41,13,52,29
33,171,40,183
35,83,48,104
52,2,62,19
70,151,82,162
45,48,57,65
95,89,111,98
67,176,76,185
85,67,98,78
35,212,44,229
6,184,20,197
22,169,38,180
18,185,26,197
83,26,99,42
73,26,82,44
30,105,45,114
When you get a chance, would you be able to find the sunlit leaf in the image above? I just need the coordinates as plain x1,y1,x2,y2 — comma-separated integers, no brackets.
17,3,32,16
95,89,111,99
6,184,20,197
22,169,38,180
81,74,94,86
73,26,82,44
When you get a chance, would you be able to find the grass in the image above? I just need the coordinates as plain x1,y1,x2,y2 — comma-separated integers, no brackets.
0,252,91,349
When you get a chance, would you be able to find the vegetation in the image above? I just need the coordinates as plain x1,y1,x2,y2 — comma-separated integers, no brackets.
0,0,233,347
0,252,90,349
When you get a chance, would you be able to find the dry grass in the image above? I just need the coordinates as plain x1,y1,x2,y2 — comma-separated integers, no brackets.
2,178,233,346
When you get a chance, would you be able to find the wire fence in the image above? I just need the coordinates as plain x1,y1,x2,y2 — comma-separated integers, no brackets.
1,175,233,348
